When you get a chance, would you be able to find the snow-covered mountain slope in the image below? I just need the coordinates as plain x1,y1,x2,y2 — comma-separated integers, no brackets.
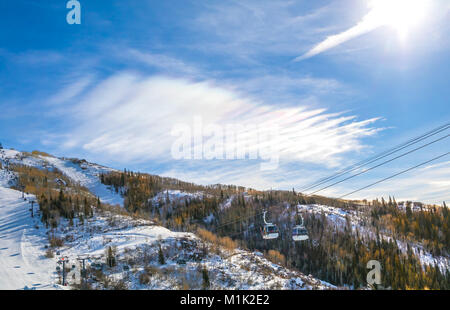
0,187,58,290
0,149,123,207
151,190,205,206
48,210,334,290
0,148,333,290
40,156,123,207
0,188,333,290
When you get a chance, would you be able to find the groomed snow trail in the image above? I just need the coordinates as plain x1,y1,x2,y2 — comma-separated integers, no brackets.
41,156,124,207
0,187,57,290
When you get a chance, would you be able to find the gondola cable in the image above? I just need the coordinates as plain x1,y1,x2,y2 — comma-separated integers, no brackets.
307,134,449,196
338,152,450,199
298,122,450,193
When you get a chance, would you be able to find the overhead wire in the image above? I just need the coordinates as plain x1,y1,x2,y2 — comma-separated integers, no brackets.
298,122,450,193
338,152,450,199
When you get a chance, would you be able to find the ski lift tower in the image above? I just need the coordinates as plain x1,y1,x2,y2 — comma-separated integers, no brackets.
57,257,69,286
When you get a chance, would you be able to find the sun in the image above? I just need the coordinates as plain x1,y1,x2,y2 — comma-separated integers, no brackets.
368,0,431,40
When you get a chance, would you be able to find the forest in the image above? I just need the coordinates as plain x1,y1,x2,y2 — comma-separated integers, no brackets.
5,162,448,289
98,170,450,289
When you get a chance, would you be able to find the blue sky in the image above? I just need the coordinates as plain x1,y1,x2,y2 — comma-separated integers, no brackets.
0,0,449,203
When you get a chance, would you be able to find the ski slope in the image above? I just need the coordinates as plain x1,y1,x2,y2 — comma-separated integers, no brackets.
0,148,123,207
41,156,124,207
0,187,57,290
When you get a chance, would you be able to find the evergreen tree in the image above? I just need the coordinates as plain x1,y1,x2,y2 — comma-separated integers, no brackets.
201,267,210,289
158,244,165,265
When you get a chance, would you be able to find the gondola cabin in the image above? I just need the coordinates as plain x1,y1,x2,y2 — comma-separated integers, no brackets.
292,225,309,241
263,224,279,240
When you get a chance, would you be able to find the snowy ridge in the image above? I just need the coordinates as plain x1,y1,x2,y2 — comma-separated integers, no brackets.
150,190,205,206
0,149,123,207
40,156,123,207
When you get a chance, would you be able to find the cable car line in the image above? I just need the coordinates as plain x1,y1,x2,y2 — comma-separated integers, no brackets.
298,122,450,193
338,152,450,199
216,211,265,229
307,134,449,196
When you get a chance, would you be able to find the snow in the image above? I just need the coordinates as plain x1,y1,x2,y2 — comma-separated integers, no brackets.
0,187,59,290
2,147,447,289
298,204,450,273
40,156,123,207
58,214,195,258
0,169,16,188
151,190,204,206
40,209,335,290
297,204,351,220
220,196,234,210
0,149,334,290
0,148,123,207
392,238,450,273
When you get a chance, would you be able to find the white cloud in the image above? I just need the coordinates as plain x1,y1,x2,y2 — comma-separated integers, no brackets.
47,75,94,106
47,72,380,172
296,18,380,61
190,0,343,59
296,0,438,61
125,49,200,77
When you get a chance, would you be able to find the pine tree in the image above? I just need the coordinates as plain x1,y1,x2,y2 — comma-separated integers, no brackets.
202,267,210,289
158,244,165,265
106,246,116,267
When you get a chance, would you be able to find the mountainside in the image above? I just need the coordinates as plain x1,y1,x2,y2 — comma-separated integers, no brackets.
0,148,334,290
0,147,448,289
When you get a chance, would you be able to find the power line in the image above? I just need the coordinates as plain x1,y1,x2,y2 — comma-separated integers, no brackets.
338,152,450,199
308,134,449,195
298,122,450,193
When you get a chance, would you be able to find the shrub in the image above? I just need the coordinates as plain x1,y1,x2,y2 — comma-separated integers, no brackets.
267,250,286,266
45,249,54,258
111,280,128,290
144,265,159,276
49,237,64,248
139,272,151,285
219,236,237,251
197,228,238,251
31,150,54,158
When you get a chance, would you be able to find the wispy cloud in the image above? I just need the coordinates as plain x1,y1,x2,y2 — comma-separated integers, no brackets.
45,72,381,174
0,49,65,66
190,0,343,60
295,0,436,61
125,49,201,77
296,19,380,61
47,75,94,106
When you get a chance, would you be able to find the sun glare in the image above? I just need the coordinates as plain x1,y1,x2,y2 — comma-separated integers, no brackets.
368,0,431,40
